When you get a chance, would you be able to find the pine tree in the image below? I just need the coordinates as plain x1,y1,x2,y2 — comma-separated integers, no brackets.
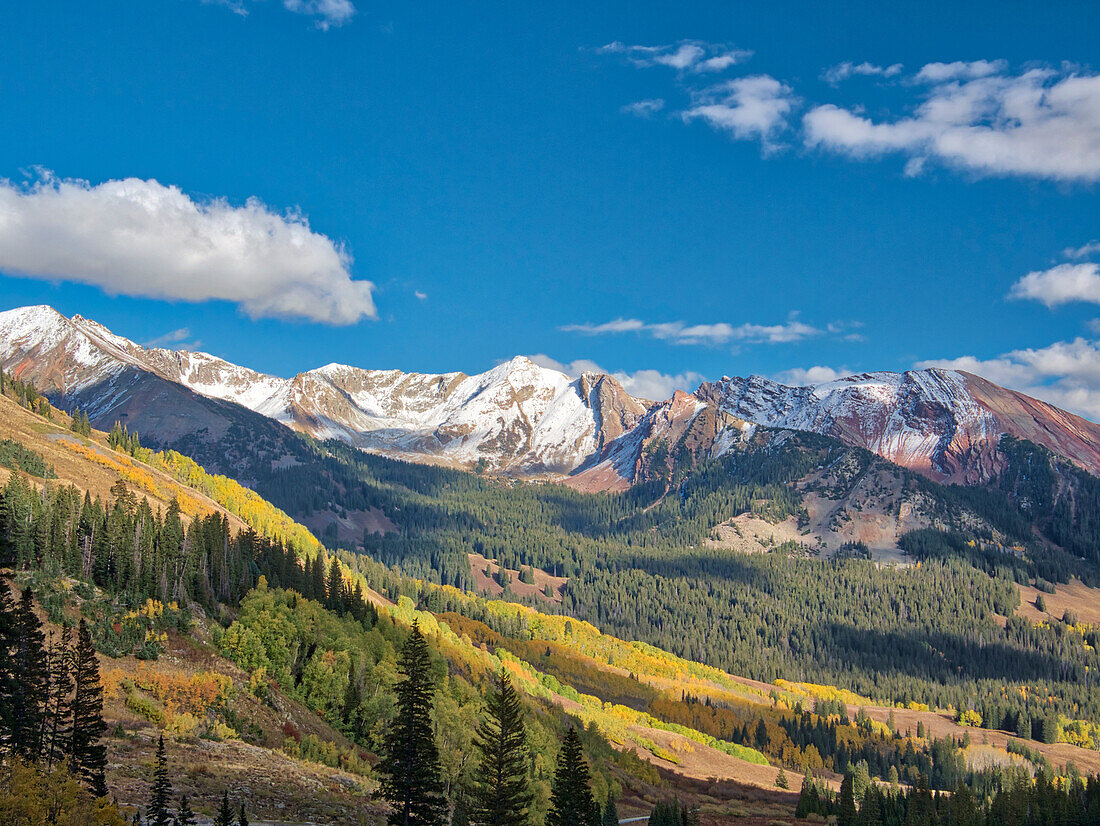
12,587,48,760
857,786,881,826
213,790,235,826
71,618,108,796
795,771,821,819
378,622,448,826
469,670,533,826
547,727,599,826
601,792,618,826
147,734,173,826
837,772,856,826
776,767,789,790
0,574,19,752
327,556,342,611
175,795,197,826
43,625,74,770
239,804,250,826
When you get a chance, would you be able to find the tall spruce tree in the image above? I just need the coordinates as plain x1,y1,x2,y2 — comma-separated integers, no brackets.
71,618,108,796
468,670,533,826
378,622,448,826
837,772,856,826
547,727,599,826
0,574,17,752
43,625,74,770
175,795,197,826
600,792,618,826
147,734,173,826
12,587,48,760
326,556,342,611
213,790,235,826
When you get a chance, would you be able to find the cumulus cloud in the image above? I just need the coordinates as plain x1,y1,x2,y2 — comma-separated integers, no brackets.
208,0,355,29
598,40,752,74
560,315,823,346
1009,263,1100,307
821,61,903,85
773,365,854,386
529,353,704,401
414,290,428,301
917,337,1100,421
683,75,797,148
0,171,375,325
621,99,666,118
804,63,1100,181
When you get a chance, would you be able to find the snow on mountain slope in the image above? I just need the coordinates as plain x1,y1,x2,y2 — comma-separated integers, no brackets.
259,356,646,473
696,370,1100,482
3,305,1100,484
567,390,753,492
0,306,650,474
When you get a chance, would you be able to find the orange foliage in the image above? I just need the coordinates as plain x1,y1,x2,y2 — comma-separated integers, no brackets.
131,663,233,716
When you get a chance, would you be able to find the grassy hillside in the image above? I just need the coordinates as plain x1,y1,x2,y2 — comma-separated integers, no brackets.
0,394,247,530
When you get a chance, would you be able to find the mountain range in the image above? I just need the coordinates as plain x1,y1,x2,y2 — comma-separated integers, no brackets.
2,304,1099,488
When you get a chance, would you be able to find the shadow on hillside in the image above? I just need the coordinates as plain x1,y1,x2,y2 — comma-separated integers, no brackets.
815,621,1077,688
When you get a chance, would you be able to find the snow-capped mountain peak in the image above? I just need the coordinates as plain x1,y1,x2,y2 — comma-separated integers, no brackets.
2,305,1099,485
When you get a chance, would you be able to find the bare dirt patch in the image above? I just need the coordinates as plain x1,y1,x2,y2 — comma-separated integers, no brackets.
843,702,1100,777
469,552,567,604
632,726,820,793
301,506,397,545
1017,579,1100,625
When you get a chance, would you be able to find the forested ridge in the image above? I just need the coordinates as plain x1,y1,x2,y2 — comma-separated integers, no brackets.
209,425,1100,735
16,360,1100,742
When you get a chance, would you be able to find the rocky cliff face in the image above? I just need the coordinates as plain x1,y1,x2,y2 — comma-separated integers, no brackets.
696,370,1100,483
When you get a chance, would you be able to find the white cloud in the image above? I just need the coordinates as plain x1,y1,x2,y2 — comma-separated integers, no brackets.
560,315,823,346
529,353,704,401
1009,262,1100,307
0,171,375,325
207,0,355,28
804,63,1100,181
598,40,752,74
917,337,1100,421
414,290,428,301
282,0,354,29
773,365,854,386
621,99,666,118
142,327,203,350
913,60,1008,83
682,75,797,148
821,61,904,85
1064,241,1100,260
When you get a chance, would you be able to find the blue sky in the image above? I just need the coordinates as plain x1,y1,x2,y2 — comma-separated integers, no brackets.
1,1,1099,415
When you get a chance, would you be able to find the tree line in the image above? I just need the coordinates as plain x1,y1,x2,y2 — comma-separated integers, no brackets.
797,766,1100,826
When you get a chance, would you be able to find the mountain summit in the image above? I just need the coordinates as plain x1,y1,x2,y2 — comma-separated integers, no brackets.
2,304,1098,486
0,306,648,475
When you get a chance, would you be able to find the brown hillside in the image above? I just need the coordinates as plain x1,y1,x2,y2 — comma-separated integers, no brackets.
0,393,247,530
